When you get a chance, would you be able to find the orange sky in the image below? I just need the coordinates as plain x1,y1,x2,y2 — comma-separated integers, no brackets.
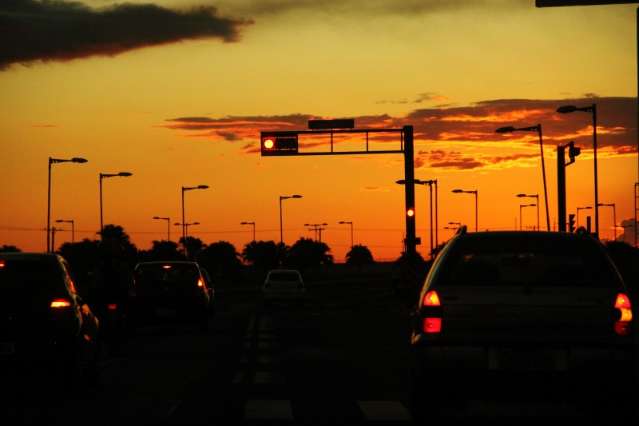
1,0,637,261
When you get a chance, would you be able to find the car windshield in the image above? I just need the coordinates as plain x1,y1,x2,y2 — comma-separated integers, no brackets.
135,263,200,285
439,234,622,288
0,258,64,292
268,272,301,282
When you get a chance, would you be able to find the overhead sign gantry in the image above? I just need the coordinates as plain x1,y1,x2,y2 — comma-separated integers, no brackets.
260,119,420,255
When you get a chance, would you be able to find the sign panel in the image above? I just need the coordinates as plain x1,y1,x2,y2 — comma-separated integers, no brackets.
536,1,636,6
260,132,299,156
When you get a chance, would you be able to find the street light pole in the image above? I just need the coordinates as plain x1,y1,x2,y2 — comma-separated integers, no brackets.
496,125,550,231
153,216,171,241
576,207,592,229
181,184,209,247
47,157,87,252
100,171,133,238
55,219,75,243
452,189,478,232
338,221,354,249
520,204,536,231
241,221,256,242
279,194,302,245
597,203,617,241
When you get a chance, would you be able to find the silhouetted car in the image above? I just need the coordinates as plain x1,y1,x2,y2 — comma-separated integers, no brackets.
132,261,212,330
262,269,306,307
409,228,637,421
0,253,101,390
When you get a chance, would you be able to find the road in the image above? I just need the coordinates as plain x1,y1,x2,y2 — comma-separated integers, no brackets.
7,279,606,425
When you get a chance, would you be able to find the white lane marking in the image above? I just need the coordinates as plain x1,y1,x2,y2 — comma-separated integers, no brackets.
254,371,284,385
165,400,182,418
244,400,293,420
358,401,412,421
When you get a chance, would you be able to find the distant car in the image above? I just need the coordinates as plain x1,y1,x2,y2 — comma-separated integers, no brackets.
0,253,101,390
409,229,638,421
262,269,306,306
132,261,212,330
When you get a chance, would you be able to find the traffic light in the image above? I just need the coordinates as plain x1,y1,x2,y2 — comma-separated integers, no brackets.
568,141,581,163
260,132,299,156
568,213,576,233
407,208,415,218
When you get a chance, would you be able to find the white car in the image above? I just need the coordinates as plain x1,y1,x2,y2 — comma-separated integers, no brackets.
262,269,306,305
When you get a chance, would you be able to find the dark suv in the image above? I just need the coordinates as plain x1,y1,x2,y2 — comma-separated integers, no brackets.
409,229,637,420
132,261,212,330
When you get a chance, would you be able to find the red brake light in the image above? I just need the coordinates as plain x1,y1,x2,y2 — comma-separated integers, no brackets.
422,290,441,307
423,318,442,333
107,303,118,311
197,278,204,288
50,298,72,309
614,292,633,336
0,260,5,269
162,265,172,270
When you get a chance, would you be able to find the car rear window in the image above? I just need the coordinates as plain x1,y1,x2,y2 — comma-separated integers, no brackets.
0,258,66,299
437,234,622,288
135,263,200,285
268,272,301,282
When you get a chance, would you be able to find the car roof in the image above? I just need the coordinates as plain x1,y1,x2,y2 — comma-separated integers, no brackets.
452,230,600,243
136,260,199,266
0,252,61,261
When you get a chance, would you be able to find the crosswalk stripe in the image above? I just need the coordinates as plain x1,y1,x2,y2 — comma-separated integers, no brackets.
244,400,293,420
358,401,412,421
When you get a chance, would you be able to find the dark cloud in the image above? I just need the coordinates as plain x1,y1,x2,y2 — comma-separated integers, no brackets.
217,131,240,141
0,0,250,70
430,159,484,170
219,0,529,16
162,96,638,169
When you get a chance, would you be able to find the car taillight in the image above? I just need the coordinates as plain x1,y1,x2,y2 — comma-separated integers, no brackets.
422,290,441,307
197,278,204,288
421,290,442,334
614,292,633,336
423,318,442,333
107,303,118,311
50,298,72,309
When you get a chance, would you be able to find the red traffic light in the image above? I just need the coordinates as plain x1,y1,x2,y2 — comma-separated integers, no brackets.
260,132,299,156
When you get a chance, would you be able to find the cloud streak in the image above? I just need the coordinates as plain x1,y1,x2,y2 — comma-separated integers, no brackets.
162,96,637,169
0,0,251,70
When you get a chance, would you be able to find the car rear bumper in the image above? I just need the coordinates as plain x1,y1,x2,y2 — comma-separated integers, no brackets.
411,342,636,394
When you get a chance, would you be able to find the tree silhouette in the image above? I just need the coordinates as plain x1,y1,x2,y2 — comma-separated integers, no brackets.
179,236,205,259
100,224,137,264
242,240,287,270
141,240,184,261
197,241,242,280
285,238,333,269
346,244,375,266
0,245,21,252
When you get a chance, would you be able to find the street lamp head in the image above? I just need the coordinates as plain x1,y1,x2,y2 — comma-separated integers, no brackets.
495,126,516,134
174,222,181,226
557,105,577,114
516,193,526,198
292,194,302,198
321,223,328,226
452,189,463,193
197,185,209,189
118,172,132,177
396,179,406,185
71,157,88,163
192,222,200,225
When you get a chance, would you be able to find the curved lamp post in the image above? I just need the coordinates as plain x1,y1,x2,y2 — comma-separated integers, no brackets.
47,156,87,251
100,171,133,237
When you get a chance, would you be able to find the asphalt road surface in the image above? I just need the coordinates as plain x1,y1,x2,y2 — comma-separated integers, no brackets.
4,279,615,425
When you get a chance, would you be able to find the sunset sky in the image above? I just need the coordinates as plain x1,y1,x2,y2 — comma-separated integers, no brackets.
1,0,637,261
